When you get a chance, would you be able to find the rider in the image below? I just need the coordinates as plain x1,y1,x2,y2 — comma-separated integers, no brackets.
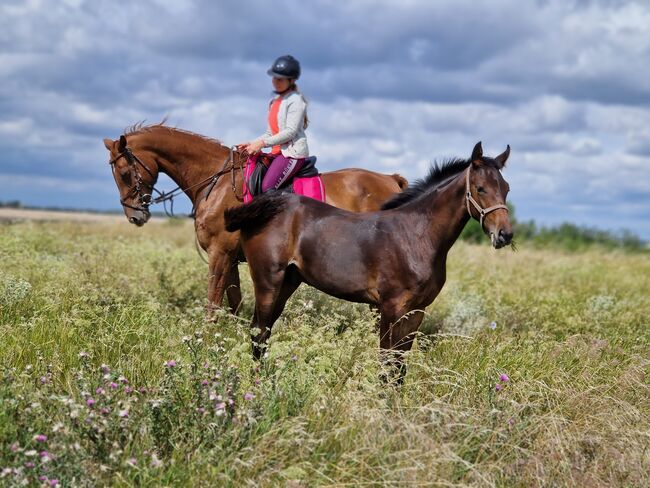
237,55,310,192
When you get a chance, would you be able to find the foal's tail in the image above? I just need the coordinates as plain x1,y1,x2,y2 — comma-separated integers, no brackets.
391,173,409,190
224,194,287,234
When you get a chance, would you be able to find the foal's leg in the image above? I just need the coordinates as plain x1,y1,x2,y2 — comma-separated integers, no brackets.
378,307,425,384
250,272,299,359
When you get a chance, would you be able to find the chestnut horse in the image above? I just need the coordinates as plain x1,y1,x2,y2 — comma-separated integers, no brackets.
103,123,407,313
224,142,513,380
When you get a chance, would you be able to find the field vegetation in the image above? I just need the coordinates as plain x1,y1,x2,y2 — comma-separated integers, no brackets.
0,219,648,486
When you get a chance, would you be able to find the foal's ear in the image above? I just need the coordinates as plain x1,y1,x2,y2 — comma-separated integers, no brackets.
103,138,114,151
495,145,511,169
118,135,127,152
471,141,483,163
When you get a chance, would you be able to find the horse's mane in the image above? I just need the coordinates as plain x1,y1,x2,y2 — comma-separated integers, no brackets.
124,120,225,148
381,158,473,210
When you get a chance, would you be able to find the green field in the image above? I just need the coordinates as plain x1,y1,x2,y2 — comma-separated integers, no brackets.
1,220,648,487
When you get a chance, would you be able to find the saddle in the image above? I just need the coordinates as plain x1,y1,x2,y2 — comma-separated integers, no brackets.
247,155,319,197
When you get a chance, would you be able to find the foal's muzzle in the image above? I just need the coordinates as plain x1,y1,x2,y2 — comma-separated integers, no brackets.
491,228,513,249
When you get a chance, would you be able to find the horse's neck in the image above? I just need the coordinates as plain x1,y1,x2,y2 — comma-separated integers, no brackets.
138,131,233,206
422,170,471,253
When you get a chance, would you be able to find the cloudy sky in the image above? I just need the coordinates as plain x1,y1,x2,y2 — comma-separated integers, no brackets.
1,0,649,237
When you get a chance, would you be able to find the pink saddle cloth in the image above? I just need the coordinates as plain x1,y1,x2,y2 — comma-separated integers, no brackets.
242,156,326,204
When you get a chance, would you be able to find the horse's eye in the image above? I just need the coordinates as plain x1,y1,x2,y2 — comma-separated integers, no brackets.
477,186,486,194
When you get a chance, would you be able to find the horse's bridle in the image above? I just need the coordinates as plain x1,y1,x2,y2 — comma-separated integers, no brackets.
108,144,246,216
465,165,508,230
108,146,155,213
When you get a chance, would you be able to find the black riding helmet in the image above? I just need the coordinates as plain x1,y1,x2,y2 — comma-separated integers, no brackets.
267,55,301,80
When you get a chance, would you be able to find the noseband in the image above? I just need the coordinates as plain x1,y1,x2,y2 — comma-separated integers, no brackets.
465,165,508,229
108,147,155,213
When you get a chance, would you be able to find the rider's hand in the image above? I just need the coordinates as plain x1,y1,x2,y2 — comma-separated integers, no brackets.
244,139,265,155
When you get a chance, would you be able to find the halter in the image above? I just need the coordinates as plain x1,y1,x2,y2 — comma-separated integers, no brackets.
108,144,246,217
465,164,509,230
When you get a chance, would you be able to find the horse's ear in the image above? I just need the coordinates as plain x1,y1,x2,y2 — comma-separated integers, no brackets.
495,145,510,169
103,138,114,151
118,135,127,152
471,141,483,164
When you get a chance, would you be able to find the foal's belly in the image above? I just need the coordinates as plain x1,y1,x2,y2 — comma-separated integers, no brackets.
294,217,378,304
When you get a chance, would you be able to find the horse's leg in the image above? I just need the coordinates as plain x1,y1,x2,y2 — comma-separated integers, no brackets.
378,305,424,384
251,272,300,359
224,261,242,315
206,251,233,319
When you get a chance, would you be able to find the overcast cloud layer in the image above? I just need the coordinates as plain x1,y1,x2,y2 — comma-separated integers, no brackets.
1,0,649,237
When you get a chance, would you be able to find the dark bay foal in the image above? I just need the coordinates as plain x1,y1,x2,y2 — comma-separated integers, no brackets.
224,142,513,380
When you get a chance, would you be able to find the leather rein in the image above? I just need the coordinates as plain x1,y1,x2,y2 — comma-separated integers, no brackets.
108,145,245,217
464,165,508,229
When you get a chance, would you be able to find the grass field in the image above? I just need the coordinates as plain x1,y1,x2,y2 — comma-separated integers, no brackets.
1,219,648,487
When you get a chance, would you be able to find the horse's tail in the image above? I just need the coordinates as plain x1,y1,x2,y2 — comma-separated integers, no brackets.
224,194,287,234
391,173,409,190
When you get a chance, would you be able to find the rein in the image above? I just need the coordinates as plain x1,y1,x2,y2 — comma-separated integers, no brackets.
465,165,508,229
109,145,245,217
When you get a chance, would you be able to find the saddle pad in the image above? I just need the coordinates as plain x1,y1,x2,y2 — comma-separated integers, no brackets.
243,157,326,204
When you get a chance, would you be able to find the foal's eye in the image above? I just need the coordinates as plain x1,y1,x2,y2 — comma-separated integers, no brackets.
477,186,486,194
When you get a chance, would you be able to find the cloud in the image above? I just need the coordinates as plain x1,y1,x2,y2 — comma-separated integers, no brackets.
0,0,649,238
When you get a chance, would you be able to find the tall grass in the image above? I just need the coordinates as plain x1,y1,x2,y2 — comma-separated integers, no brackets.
1,220,648,486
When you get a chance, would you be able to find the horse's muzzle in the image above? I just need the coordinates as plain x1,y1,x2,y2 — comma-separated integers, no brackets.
128,210,150,227
492,229,513,249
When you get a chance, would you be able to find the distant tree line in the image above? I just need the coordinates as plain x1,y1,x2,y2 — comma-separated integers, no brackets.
2,200,645,251
460,203,646,252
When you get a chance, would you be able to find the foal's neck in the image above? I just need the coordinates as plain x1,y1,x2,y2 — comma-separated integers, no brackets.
135,129,231,206
423,169,471,252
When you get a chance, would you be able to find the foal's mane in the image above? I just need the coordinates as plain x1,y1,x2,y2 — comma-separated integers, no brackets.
124,120,225,149
381,158,473,210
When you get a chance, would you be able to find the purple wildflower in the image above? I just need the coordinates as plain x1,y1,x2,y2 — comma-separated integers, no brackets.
244,392,255,401
164,360,177,368
101,364,110,374
489,321,497,330
50,480,59,486
86,398,95,407
201,379,209,386
109,382,118,390
499,374,510,383
215,402,226,410
24,462,35,469
95,387,104,395
34,434,47,442
125,387,134,394
495,383,502,392
100,407,110,415
39,476,48,482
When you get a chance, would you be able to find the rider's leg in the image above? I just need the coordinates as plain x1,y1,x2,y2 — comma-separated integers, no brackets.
261,155,305,192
